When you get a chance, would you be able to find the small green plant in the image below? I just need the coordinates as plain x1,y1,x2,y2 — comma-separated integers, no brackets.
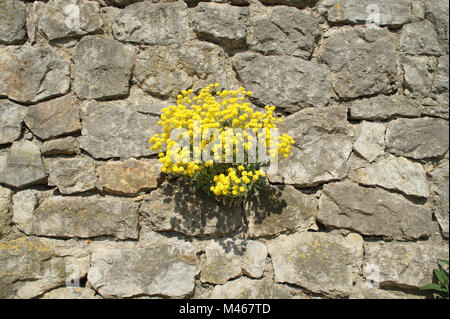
419,259,449,299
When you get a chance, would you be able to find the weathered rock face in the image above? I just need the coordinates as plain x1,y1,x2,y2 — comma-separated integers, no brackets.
353,121,386,162
321,27,399,99
429,162,449,238
135,41,230,99
42,287,100,299
249,5,320,59
268,105,352,186
324,0,412,27
210,277,291,299
348,95,422,120
233,53,332,112
46,157,98,194
97,159,161,195
39,0,103,41
80,100,161,159
140,181,243,237
426,0,449,53
0,100,25,145
268,232,364,297
112,2,189,45
386,118,449,159
245,185,317,237
0,186,12,237
0,46,71,104
20,196,139,239
88,242,199,298
318,182,433,240
363,241,449,289
24,94,81,141
0,141,47,188
351,155,429,198
40,137,80,156
73,36,135,100
191,2,249,49
242,240,267,278
0,0,27,45
402,55,434,97
399,20,443,56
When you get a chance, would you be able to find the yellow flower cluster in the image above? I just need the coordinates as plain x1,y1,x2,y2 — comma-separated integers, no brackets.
149,84,295,202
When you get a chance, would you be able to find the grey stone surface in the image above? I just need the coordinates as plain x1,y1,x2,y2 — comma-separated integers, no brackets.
245,185,317,237
210,277,291,299
88,242,199,297
318,182,433,240
0,46,71,104
325,0,412,27
267,232,363,297
73,36,135,100
363,241,449,289
192,2,249,49
268,105,352,185
233,52,332,113
242,241,267,278
399,20,443,56
426,0,449,54
28,196,139,239
0,141,47,188
386,117,449,159
348,95,422,120
402,55,434,96
353,121,386,162
429,163,449,238
0,0,27,44
42,287,101,299
135,41,230,99
12,190,39,235
249,5,320,59
140,181,243,237
46,157,98,194
80,99,161,159
40,137,80,156
321,27,399,99
24,94,81,140
351,155,429,198
97,159,161,195
112,1,188,45
39,0,103,41
0,100,25,145
0,186,12,237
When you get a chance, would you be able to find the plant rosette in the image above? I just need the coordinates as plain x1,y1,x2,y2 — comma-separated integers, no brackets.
149,83,295,207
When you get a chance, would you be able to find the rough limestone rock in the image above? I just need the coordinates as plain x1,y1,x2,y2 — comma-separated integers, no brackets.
0,46,70,104
39,0,103,41
125,87,173,116
88,242,199,298
0,141,47,188
12,190,40,235
24,94,81,140
351,155,429,198
321,27,398,99
386,117,449,159
200,239,245,284
80,100,161,159
348,95,422,120
40,137,80,156
268,105,352,186
424,55,449,119
42,287,101,299
73,36,135,100
96,159,161,195
27,196,139,239
267,232,363,297
112,2,189,45
402,55,434,96
350,285,424,299
363,241,449,289
242,241,267,278
324,0,412,27
259,0,318,8
245,185,317,237
191,2,249,49
353,121,386,162
429,163,449,238
249,6,320,59
135,41,229,99
399,20,443,56
233,53,332,113
0,186,12,237
210,277,291,299
140,181,242,237
0,100,25,145
426,0,449,53
0,0,27,44
0,237,90,299
46,157,98,194
318,182,433,240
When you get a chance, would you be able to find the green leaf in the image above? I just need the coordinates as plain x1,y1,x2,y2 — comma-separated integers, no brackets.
419,283,447,292
438,259,449,265
434,268,449,290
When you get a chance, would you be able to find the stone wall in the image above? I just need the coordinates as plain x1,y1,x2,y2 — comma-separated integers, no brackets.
0,0,449,299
